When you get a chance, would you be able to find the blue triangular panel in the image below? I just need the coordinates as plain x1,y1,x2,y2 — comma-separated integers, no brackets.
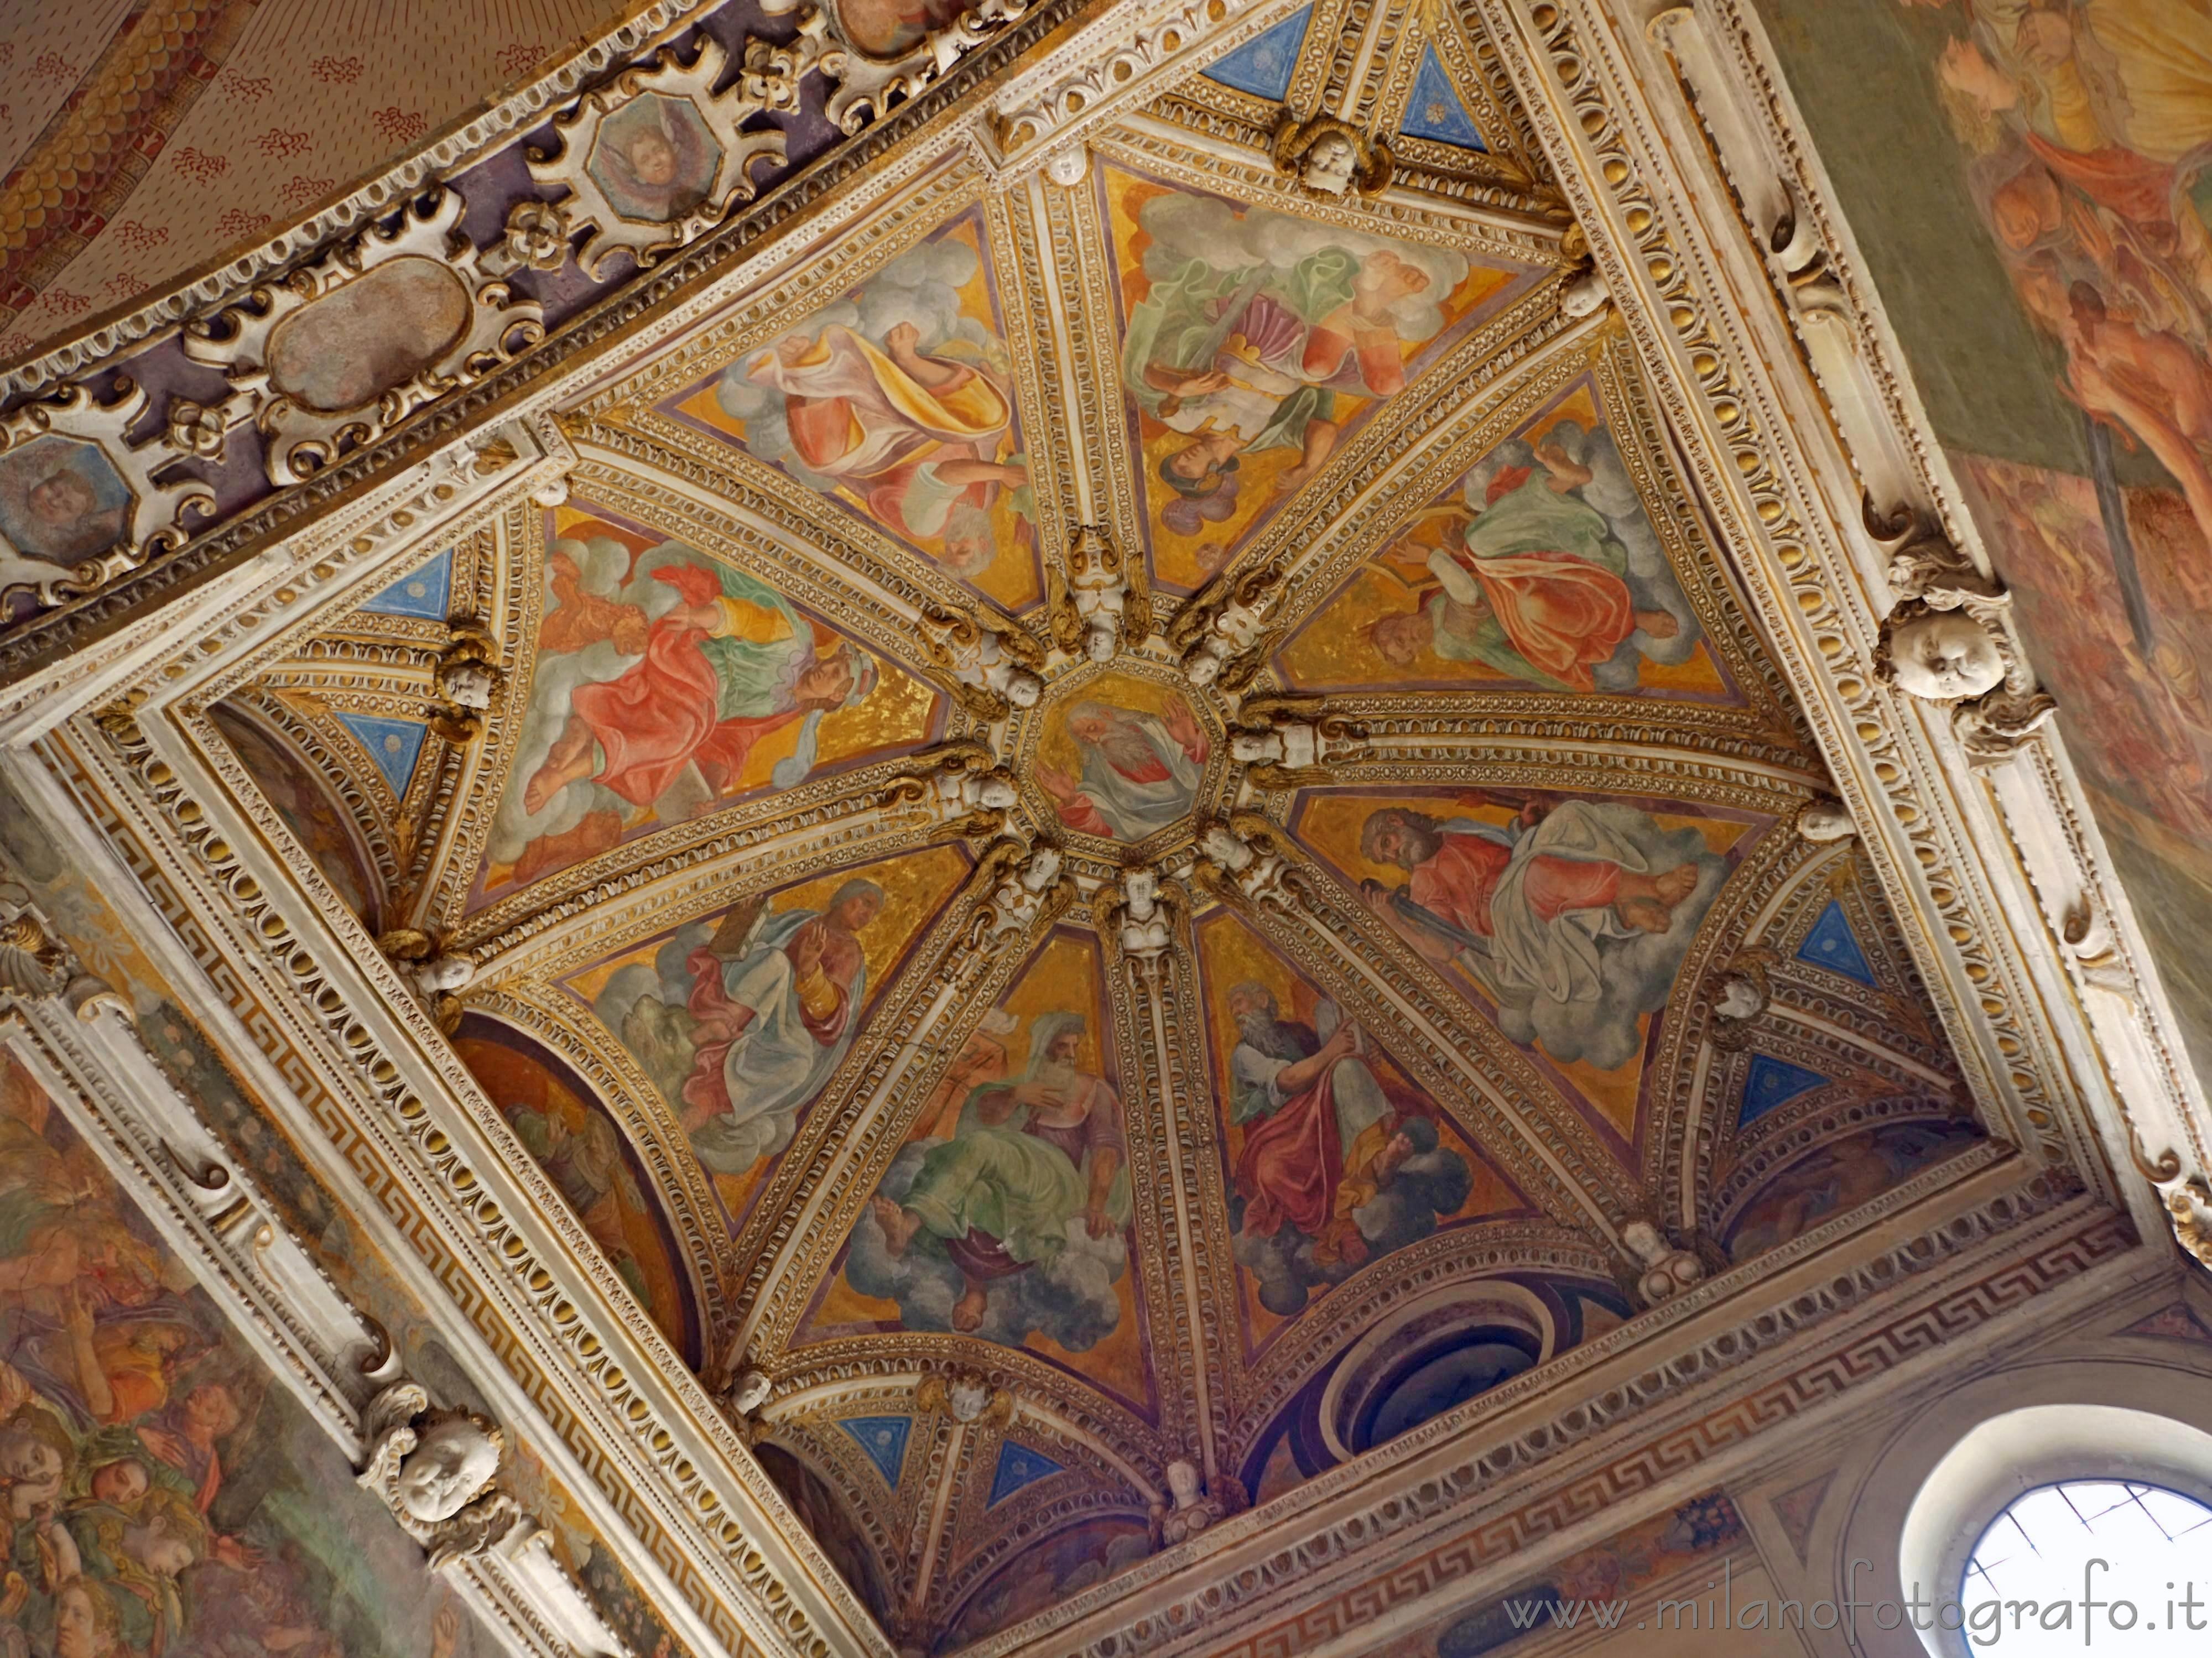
358,549,453,620
988,1441,1064,1507
839,1416,911,1489
336,713,428,795
1401,47,1488,151
1201,5,1310,100
1796,901,1876,986
1740,1055,1830,1128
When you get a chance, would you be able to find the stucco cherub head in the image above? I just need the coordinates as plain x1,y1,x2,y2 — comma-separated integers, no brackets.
439,660,498,711
1018,846,1063,894
395,1411,502,1524
1714,974,1763,1022
1003,669,1043,710
1201,824,1248,869
1794,800,1856,844
1300,132,1359,195
1166,1458,1204,1509
1183,643,1226,688
946,1378,991,1424
1887,611,2006,702
1122,867,1159,921
412,953,477,996
975,774,1019,812
726,1370,772,1417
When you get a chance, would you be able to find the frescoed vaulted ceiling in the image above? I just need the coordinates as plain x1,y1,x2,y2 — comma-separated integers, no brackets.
165,8,1999,1647
10,2,2206,1658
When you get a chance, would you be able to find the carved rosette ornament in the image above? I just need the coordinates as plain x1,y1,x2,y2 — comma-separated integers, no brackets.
1272,110,1392,197
181,192,546,486
0,379,216,611
516,20,822,280
357,1382,524,1568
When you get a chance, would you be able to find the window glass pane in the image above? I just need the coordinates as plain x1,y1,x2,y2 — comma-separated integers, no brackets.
1960,1480,2212,1655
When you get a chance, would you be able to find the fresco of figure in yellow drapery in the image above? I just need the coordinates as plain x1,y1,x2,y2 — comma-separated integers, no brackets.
742,319,1029,577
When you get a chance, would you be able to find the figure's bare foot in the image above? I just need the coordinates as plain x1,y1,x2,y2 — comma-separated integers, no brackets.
524,727,597,813
871,1196,922,1256
1635,608,1681,640
1656,863,1699,906
953,1284,988,1332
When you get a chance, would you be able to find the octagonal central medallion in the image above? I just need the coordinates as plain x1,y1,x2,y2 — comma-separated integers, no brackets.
1011,655,1231,860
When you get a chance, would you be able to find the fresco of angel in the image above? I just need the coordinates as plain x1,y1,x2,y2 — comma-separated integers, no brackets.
488,532,890,889
709,229,1035,585
1363,418,1699,692
1355,791,1725,1070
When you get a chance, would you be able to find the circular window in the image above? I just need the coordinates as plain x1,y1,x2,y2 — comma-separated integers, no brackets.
1959,1480,2212,1654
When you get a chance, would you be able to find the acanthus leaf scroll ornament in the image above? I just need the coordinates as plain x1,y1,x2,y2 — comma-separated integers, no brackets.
1865,496,2005,612
357,1381,525,1568
0,881,70,998
817,0,1034,136
0,378,215,611
1272,110,1393,198
181,191,546,487
514,19,821,281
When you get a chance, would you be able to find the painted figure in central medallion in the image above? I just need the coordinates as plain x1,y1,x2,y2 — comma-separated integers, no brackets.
1034,674,1209,843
